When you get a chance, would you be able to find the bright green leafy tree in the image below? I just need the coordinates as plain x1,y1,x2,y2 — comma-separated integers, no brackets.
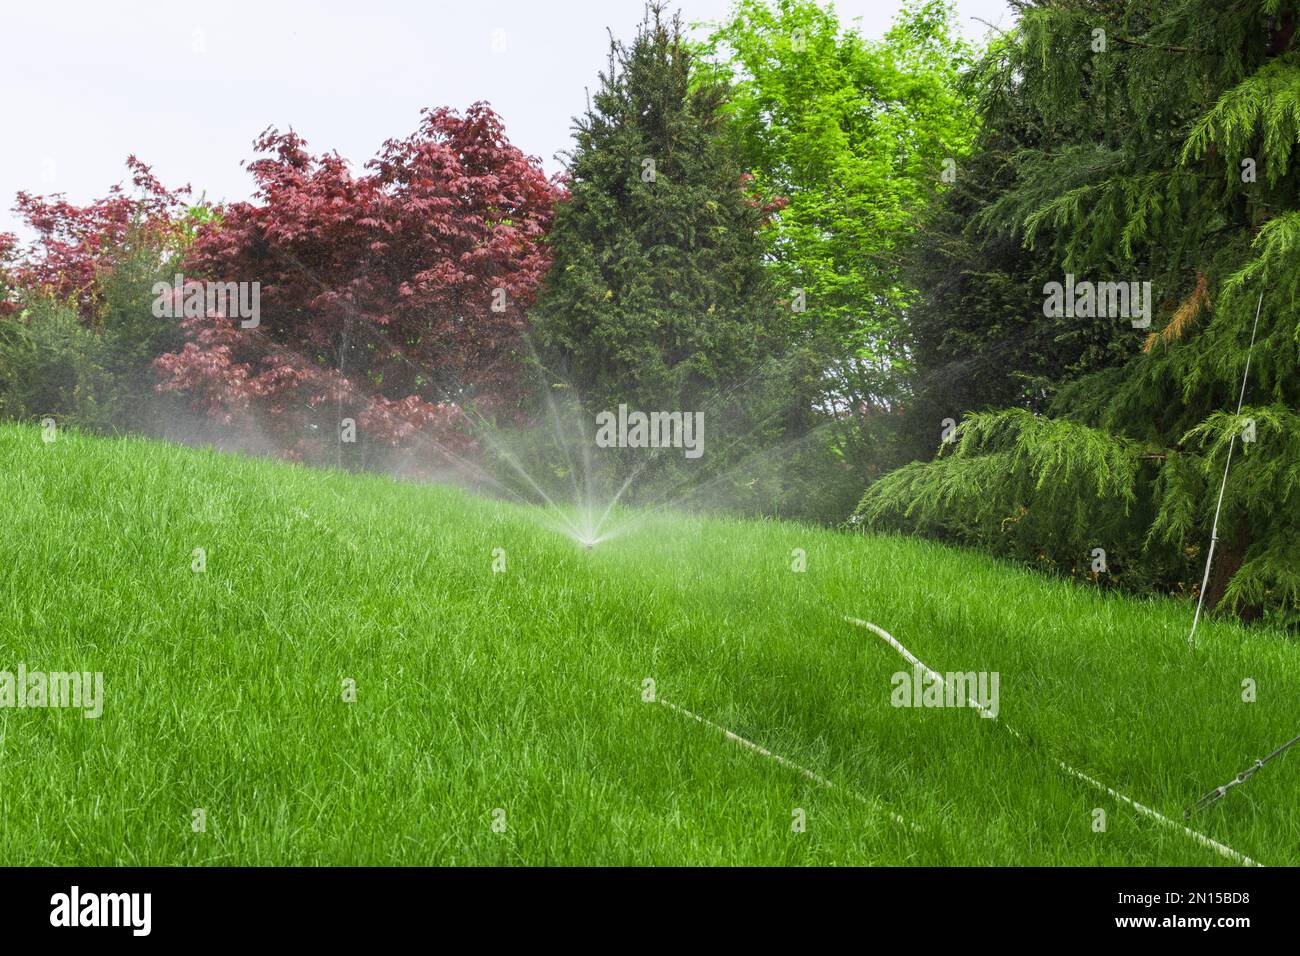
700,0,978,474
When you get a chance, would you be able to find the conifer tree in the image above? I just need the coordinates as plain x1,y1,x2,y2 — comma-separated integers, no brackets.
899,48,1129,466
531,3,785,415
859,0,1300,624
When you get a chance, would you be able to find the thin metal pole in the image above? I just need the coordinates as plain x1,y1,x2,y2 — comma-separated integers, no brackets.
1187,290,1264,647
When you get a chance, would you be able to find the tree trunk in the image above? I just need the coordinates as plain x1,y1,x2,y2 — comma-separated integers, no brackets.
1204,526,1258,623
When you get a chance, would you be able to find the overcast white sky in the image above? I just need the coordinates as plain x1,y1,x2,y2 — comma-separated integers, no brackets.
2,0,1015,240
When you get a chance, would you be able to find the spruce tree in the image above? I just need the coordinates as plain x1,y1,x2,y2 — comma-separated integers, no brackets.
532,3,784,415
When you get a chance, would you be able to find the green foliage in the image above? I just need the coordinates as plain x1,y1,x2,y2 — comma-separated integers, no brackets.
899,46,1132,467
533,3,784,415
0,224,185,432
95,227,187,423
0,296,111,428
855,409,1164,586
684,0,980,519
859,1,1300,622
529,3,812,516
1183,56,1300,187
701,0,977,416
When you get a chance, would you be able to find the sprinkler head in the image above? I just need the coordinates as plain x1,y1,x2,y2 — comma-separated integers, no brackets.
583,542,594,551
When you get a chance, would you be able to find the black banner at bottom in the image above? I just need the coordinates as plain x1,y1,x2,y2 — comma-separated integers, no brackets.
0,866,1285,942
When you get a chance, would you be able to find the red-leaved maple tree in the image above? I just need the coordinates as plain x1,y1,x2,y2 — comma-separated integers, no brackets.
154,103,559,464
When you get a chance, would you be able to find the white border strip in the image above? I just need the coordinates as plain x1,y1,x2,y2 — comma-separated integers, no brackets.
657,697,918,831
845,617,1261,867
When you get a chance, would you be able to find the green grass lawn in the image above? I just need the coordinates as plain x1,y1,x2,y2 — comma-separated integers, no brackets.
0,422,1295,865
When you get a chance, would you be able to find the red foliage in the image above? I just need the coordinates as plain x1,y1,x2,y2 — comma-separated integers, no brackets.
155,102,559,462
5,157,189,321
740,171,788,221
